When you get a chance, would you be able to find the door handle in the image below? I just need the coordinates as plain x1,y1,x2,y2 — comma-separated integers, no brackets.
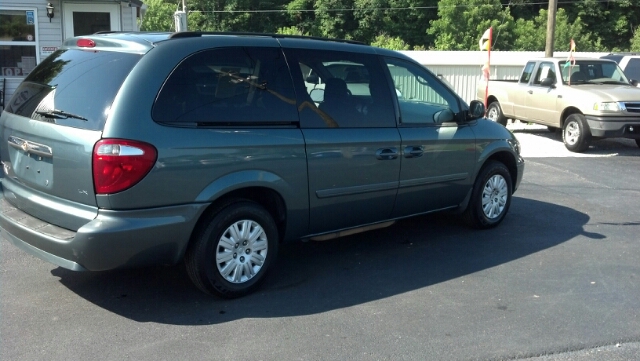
528,90,533,94
403,146,424,158
376,148,398,160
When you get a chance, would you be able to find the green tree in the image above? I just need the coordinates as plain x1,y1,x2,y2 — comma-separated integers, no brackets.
563,0,640,52
512,8,600,52
631,25,640,51
276,26,310,36
314,0,358,39
285,0,318,36
140,0,175,31
371,34,410,50
428,0,515,50
352,0,389,44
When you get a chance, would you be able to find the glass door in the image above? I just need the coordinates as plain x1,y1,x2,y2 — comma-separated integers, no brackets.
63,3,120,38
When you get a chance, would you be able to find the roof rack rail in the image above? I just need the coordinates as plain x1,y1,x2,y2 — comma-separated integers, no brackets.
168,31,365,45
606,52,640,56
93,31,130,35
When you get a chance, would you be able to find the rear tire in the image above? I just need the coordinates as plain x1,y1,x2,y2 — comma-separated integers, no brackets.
486,102,508,126
185,200,278,298
562,114,591,152
463,161,512,229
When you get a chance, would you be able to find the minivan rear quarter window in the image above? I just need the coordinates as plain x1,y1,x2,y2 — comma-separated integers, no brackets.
6,49,142,131
152,47,299,125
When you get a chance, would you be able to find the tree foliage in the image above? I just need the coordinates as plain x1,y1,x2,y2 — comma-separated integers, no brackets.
631,25,640,52
371,34,410,50
428,0,515,50
140,0,640,52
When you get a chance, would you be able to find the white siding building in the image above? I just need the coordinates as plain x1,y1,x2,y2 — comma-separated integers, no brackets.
401,51,609,104
1,0,144,110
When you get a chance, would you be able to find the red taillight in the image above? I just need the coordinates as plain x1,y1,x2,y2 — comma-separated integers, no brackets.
92,139,157,194
77,38,96,48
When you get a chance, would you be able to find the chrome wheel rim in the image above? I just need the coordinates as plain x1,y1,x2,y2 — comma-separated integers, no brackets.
482,174,508,219
216,220,268,283
565,121,580,145
487,107,499,122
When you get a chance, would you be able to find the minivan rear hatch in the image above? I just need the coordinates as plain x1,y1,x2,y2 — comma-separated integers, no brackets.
0,40,145,229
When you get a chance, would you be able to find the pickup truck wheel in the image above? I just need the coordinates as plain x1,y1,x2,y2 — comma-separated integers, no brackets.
562,114,591,152
462,161,512,229
486,102,508,126
185,201,278,298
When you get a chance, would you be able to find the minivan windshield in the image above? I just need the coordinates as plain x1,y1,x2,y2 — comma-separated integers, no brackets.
6,49,142,131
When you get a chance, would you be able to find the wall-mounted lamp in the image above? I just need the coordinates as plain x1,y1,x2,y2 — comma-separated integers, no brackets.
46,3,54,22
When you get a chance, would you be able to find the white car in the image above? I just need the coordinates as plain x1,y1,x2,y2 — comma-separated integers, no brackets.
601,53,640,87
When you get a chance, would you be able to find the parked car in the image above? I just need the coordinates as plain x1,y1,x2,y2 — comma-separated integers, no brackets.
600,53,640,87
478,57,640,152
0,32,524,298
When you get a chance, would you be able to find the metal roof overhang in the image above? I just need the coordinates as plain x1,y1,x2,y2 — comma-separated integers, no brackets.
77,0,144,7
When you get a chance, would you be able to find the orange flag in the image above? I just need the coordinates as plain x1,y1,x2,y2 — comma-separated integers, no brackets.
480,27,492,107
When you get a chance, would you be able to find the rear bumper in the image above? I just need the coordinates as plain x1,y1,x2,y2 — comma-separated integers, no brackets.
584,115,640,138
0,185,207,271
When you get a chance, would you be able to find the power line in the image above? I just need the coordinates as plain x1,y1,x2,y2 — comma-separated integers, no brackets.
187,0,630,14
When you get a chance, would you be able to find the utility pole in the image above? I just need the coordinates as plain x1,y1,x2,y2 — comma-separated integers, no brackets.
545,0,557,57
174,0,187,32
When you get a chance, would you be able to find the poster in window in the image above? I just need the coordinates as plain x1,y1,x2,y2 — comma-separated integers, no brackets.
26,11,35,25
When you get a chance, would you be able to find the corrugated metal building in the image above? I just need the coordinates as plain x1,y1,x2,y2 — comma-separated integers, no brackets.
401,51,609,104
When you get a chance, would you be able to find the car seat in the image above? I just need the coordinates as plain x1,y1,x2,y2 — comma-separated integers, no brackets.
318,78,361,126
570,71,588,83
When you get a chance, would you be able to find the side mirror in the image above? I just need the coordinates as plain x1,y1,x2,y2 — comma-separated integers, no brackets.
309,88,324,103
468,100,485,119
305,74,319,85
630,79,639,87
434,108,455,123
541,77,556,87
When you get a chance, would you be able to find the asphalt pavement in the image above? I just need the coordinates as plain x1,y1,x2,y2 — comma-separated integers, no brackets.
1,121,639,361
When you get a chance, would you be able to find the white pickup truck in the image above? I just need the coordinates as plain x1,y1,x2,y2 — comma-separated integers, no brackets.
478,57,640,152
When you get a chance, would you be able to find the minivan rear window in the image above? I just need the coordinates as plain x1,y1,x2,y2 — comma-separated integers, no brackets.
6,49,142,131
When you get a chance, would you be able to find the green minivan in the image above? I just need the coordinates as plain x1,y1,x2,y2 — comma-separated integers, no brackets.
0,32,524,298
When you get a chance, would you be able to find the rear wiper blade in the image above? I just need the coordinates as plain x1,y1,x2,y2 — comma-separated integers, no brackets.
35,109,88,121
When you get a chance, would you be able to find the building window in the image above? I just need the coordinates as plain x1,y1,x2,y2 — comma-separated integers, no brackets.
0,8,39,77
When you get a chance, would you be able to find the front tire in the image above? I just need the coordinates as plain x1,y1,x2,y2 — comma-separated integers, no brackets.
562,114,591,152
185,200,278,298
463,161,512,229
486,102,508,126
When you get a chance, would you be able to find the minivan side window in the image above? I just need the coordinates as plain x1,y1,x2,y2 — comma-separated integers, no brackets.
382,57,459,124
153,47,298,125
283,48,396,128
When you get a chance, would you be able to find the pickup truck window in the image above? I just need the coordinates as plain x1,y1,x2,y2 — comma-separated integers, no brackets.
520,62,535,83
560,60,629,84
533,62,556,85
